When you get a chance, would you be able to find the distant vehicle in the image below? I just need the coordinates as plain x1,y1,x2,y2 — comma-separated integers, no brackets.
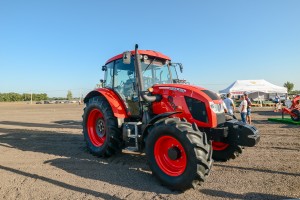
269,94,286,102
55,100,66,104
36,101,42,104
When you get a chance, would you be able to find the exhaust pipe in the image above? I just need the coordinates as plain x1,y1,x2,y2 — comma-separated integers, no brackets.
134,44,161,103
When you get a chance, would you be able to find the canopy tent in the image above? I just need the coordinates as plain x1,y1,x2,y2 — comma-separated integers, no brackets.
219,79,287,100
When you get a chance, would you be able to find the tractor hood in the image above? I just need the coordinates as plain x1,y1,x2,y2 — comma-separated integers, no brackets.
152,84,222,103
151,84,225,128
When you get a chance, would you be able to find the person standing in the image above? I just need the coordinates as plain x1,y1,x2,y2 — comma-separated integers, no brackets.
244,92,252,124
274,93,281,112
239,95,248,124
217,93,228,113
224,93,236,119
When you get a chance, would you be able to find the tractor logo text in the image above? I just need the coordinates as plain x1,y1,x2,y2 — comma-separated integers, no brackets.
169,87,186,93
159,87,186,93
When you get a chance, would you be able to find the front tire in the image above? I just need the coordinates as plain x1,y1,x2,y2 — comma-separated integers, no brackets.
146,118,212,190
82,96,122,157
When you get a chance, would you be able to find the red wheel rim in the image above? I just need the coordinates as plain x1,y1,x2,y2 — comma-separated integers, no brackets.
212,141,229,151
154,136,187,176
87,108,106,147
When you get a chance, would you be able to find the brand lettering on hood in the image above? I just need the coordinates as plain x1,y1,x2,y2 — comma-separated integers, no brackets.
159,87,186,93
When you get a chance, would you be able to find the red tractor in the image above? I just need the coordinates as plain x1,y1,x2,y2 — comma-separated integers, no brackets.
82,45,260,190
282,95,300,121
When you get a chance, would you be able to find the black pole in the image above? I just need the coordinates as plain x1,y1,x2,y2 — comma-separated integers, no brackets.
134,44,161,103
134,44,144,93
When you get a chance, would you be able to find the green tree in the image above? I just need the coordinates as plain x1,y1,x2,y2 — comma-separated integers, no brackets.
67,90,73,100
283,81,294,93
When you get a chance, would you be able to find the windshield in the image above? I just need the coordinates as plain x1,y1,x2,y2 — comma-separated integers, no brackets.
141,58,178,88
103,56,179,92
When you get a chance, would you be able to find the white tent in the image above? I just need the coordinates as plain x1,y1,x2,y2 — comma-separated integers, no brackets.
219,79,287,100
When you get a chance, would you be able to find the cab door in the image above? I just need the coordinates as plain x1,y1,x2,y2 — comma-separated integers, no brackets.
112,59,140,117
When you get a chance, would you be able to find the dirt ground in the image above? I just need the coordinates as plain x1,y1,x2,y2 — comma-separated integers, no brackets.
0,103,299,200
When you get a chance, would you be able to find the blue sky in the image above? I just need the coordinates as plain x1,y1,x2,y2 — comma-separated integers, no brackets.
0,0,299,97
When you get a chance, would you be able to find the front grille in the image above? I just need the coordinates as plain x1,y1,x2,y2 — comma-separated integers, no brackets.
185,96,208,123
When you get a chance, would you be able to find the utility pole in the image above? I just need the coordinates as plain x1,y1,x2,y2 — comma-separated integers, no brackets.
31,91,33,104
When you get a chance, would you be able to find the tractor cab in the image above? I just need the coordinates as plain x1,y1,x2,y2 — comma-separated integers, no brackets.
102,50,181,116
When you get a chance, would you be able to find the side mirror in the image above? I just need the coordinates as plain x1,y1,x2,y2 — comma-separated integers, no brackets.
170,62,183,73
102,65,107,71
179,63,183,73
123,51,131,64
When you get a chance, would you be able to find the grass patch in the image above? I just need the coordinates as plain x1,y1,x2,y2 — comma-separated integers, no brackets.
268,118,300,125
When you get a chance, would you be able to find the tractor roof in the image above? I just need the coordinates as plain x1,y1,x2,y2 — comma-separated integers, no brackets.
105,50,171,64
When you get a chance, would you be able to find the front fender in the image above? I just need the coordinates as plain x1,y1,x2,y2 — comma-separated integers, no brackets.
142,111,182,140
84,88,128,119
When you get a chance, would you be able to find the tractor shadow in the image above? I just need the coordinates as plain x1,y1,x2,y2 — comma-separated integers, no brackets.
270,146,300,151
53,120,82,127
0,120,82,129
0,165,122,200
0,127,173,194
213,163,300,177
200,189,293,200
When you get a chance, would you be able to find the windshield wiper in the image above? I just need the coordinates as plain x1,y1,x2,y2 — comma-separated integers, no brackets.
143,57,156,74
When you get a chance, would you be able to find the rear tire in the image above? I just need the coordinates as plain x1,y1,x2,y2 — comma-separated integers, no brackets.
291,109,300,121
212,142,243,162
146,118,212,190
82,96,122,157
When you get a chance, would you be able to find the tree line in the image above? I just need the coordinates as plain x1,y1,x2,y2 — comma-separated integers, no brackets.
0,83,298,102
0,93,48,102
283,81,299,95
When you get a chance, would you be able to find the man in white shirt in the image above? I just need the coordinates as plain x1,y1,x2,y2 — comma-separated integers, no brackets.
239,95,248,124
224,93,236,117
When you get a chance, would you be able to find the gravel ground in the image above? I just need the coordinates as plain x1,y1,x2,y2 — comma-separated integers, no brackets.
0,103,299,200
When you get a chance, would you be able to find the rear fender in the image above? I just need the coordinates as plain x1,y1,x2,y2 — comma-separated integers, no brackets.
84,88,128,119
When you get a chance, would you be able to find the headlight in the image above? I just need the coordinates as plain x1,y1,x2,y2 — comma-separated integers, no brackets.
209,102,224,113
